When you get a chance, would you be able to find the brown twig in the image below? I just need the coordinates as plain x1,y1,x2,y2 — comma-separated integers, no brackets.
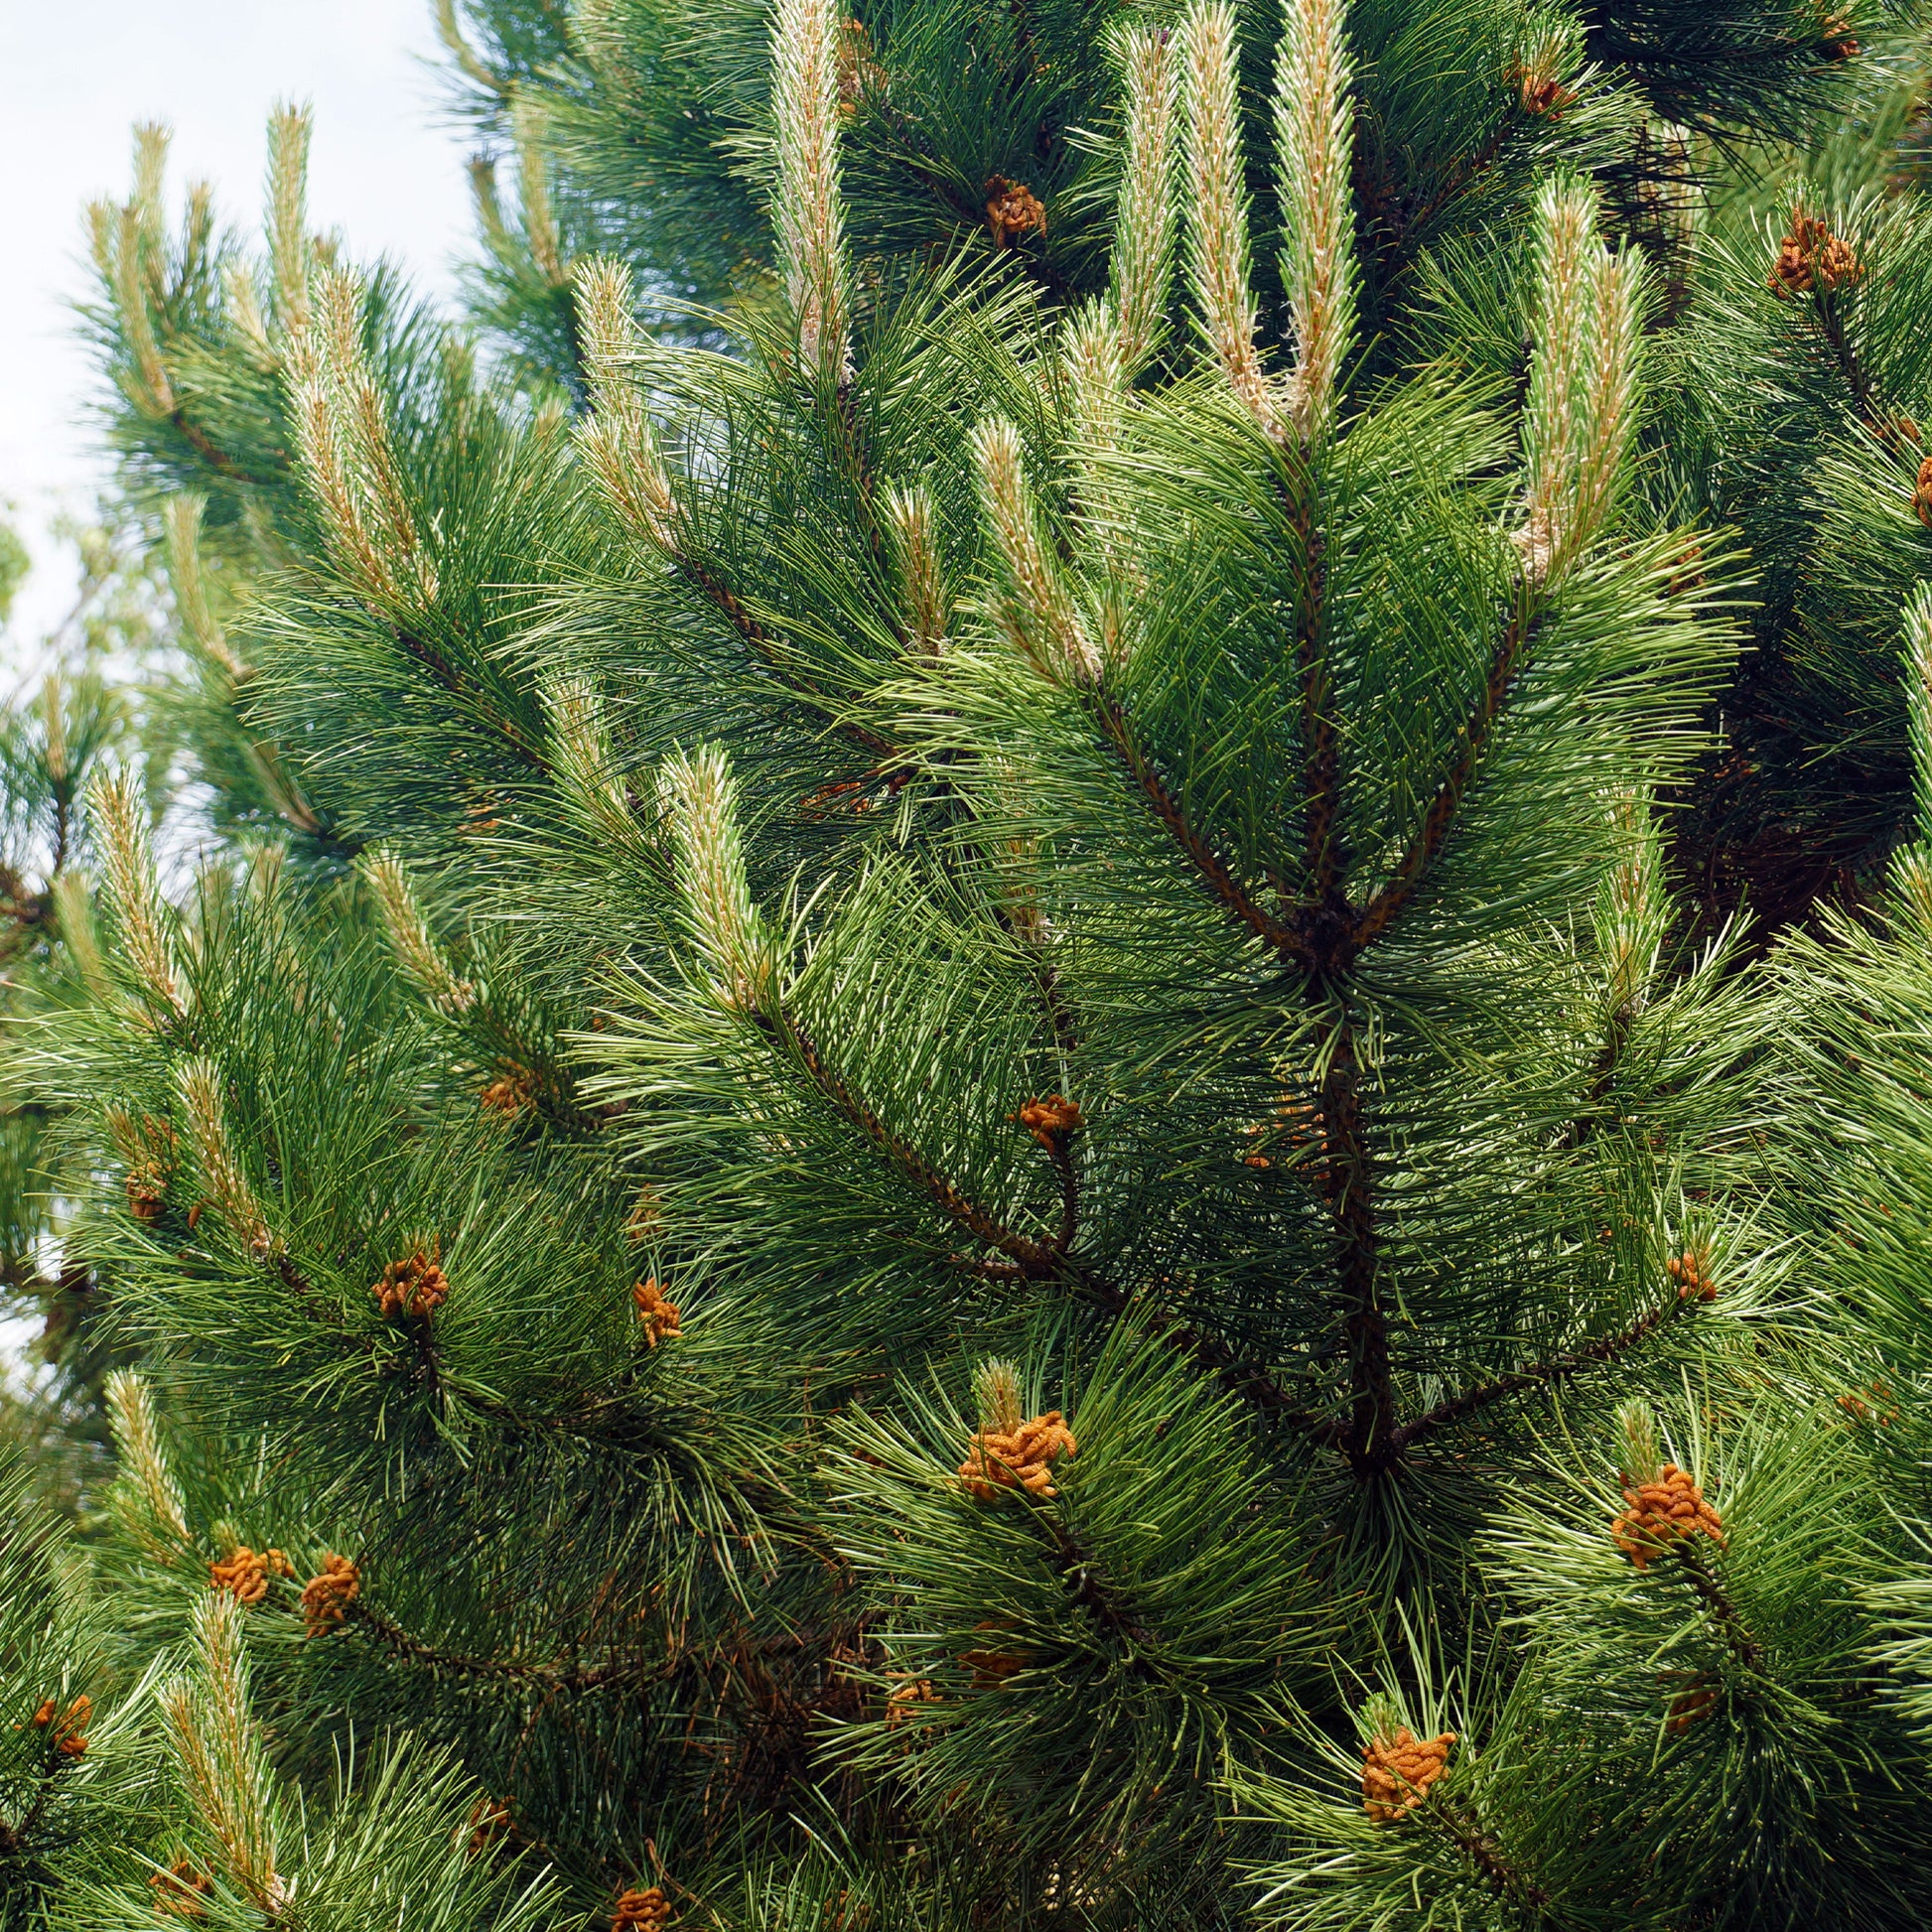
1811,291,1884,435
1560,1007,1633,1152
169,408,252,481
1307,1003,1397,1476
766,1005,1329,1426
1389,1292,1690,1453
1355,604,1539,947
391,630,552,773
774,1008,1063,1276
1671,1541,1765,1670
1041,1516,1161,1678
345,1599,683,1691
1089,692,1311,963
1429,1796,1554,1911
678,556,901,763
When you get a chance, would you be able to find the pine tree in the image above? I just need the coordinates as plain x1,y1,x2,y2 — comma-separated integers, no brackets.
0,508,174,1515
9,1,1932,1927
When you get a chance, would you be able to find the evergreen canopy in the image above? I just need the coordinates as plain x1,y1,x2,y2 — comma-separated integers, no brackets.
7,0,1932,1926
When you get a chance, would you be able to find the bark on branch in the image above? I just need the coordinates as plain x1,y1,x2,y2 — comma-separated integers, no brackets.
1089,691,1311,963
679,555,901,764
1390,1291,1691,1454
1355,604,1538,948
764,1005,1326,1428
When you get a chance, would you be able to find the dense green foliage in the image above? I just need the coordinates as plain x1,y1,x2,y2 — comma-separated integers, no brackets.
8,1,1932,1927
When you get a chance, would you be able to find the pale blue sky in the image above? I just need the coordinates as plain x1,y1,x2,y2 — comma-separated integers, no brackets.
2,0,479,652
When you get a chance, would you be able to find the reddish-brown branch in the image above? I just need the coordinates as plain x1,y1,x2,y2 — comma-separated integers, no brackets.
347,1601,632,1686
1089,692,1311,963
1048,1257,1339,1434
345,1600,862,1692
1671,1542,1765,1670
678,556,901,764
0,864,51,942
1390,1292,1689,1453
1037,954,1079,1060
1351,105,1511,325
275,1254,318,1300
1041,1516,1160,1678
1181,1342,1335,1435
831,378,897,592
1560,1008,1633,1152
775,1010,1062,1276
1431,1798,1554,1911
1044,1128,1080,1255
767,1007,1328,1427
1811,293,1884,434
991,903,1081,1061
169,408,251,481
0,1746,76,1858
1355,606,1538,947
1315,1013,1397,1475
1068,553,1546,1490
1266,463,1402,1476
389,629,551,773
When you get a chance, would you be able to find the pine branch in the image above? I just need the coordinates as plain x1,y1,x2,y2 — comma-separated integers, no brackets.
770,1006,1062,1276
1671,1542,1765,1670
1089,690,1311,962
1350,112,1510,325
1043,1120,1079,1255
1558,1008,1633,1152
167,406,252,482
344,1597,860,1691
1355,603,1540,948
678,555,901,763
1040,1514,1161,1679
275,1254,320,1303
1315,1008,1397,1475
1088,542,1535,1001
1428,1796,1554,1912
392,628,552,772
993,904,1080,1058
0,1727,84,1857
1801,287,1925,468
345,1599,637,1687
1267,476,1399,1478
1274,591,1559,1475
972,621,1410,1455
1389,1291,1692,1453
1134,1304,1339,1437
830,379,895,584
1037,955,1079,1059
1295,513,1341,898
765,1004,1328,1428
0,863,52,939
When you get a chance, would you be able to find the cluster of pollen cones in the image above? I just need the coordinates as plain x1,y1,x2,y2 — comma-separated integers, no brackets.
958,1411,1076,1500
1361,1726,1455,1821
1612,1464,1725,1570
